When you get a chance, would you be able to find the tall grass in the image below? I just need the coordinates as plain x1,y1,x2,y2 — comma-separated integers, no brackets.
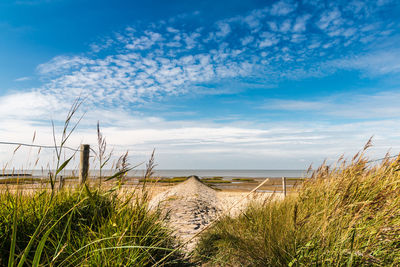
196,143,400,266
0,186,188,266
0,100,189,266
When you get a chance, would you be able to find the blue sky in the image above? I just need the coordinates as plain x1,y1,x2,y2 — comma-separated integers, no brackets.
1,0,400,170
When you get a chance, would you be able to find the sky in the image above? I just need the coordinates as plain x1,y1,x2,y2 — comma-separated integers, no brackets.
1,0,400,170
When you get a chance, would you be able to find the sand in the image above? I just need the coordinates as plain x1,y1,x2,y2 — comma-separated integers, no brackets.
149,176,277,251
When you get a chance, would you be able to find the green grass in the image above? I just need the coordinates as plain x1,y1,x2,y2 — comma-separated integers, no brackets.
201,177,223,181
196,147,400,266
0,187,188,266
64,176,79,180
0,177,42,184
231,178,255,182
139,177,188,183
4,101,399,266
202,180,231,184
0,100,190,266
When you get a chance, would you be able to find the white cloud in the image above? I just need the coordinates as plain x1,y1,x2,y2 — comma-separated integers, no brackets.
183,32,200,49
90,38,114,53
166,27,179,33
3,0,400,170
0,91,65,120
37,56,94,75
240,6,269,30
279,19,292,32
377,0,392,6
240,36,254,46
264,99,327,111
267,21,278,31
125,31,163,50
317,8,342,30
262,90,400,119
291,33,306,43
215,22,231,38
28,0,398,108
1,94,399,169
329,50,400,75
14,76,31,82
259,32,279,48
270,0,297,16
292,14,311,32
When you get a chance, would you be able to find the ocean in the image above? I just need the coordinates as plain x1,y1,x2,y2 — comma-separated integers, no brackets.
2,169,309,178
141,169,308,178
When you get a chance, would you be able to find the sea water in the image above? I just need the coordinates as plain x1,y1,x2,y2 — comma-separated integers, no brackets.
1,169,309,178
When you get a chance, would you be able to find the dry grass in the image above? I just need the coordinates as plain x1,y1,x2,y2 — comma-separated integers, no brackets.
196,144,400,266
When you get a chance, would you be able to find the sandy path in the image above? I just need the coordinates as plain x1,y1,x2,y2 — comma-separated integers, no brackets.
149,176,277,252
149,176,220,251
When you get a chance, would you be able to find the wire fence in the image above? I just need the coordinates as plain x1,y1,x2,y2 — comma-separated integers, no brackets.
0,140,397,164
0,139,399,197
0,141,98,155
0,141,81,152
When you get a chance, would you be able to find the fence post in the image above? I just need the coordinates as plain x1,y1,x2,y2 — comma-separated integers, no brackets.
58,175,65,190
282,176,287,198
79,144,90,185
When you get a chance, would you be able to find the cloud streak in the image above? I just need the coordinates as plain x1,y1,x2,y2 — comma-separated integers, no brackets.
262,90,400,120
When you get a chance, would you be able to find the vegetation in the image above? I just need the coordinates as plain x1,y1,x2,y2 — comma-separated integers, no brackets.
0,100,189,266
232,178,255,182
0,187,188,266
200,177,231,184
196,143,400,266
139,177,188,183
0,177,42,184
2,99,399,266
201,177,223,181
202,180,231,184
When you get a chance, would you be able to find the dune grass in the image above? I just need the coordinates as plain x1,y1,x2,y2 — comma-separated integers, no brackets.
0,186,188,266
0,99,190,266
196,144,400,266
3,100,400,266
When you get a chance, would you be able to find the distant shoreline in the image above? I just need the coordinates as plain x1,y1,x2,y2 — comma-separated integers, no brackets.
1,169,310,179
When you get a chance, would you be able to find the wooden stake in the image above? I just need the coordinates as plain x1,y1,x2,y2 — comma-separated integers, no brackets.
282,176,287,197
58,175,65,190
79,144,90,184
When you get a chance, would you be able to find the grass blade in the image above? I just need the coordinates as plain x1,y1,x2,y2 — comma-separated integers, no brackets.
8,197,18,267
105,168,133,181
56,155,74,176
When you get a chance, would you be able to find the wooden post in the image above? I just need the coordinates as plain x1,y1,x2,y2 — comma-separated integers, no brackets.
282,176,287,198
58,175,65,190
79,144,90,184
